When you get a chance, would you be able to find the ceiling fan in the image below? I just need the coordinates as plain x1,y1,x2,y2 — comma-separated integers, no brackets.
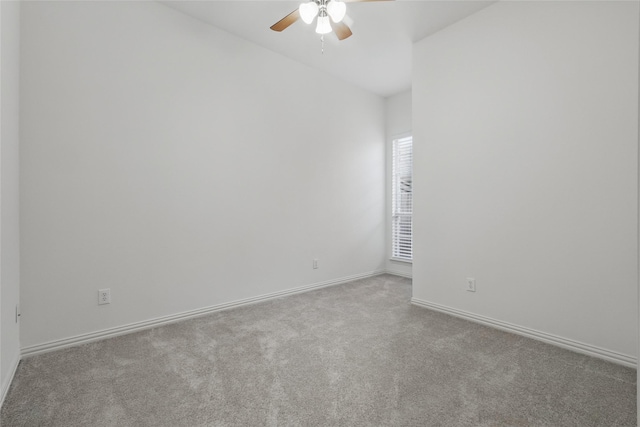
270,0,392,41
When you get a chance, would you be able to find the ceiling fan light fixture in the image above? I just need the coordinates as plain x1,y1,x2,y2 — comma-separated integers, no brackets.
299,2,319,25
315,15,332,34
327,0,346,23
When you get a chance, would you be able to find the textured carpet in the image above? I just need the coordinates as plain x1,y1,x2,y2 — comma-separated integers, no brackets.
1,274,636,426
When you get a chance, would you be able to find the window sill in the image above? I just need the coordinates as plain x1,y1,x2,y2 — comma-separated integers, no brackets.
390,257,412,264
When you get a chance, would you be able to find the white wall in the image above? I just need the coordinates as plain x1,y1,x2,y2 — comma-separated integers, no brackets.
0,0,22,405
412,1,638,362
19,1,386,350
385,90,412,278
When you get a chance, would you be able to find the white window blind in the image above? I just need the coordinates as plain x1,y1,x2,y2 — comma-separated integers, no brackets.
392,136,413,261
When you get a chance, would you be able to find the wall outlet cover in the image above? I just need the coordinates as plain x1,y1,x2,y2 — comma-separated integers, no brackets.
466,278,476,292
98,288,111,305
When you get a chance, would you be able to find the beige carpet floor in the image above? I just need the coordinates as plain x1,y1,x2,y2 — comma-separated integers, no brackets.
1,274,636,426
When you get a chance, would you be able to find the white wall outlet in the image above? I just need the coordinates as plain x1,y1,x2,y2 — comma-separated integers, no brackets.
313,259,318,269
98,288,111,305
466,278,476,292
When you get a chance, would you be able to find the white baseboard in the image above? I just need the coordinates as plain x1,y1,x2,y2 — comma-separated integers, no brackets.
411,297,636,368
22,270,385,358
386,269,412,279
0,350,20,409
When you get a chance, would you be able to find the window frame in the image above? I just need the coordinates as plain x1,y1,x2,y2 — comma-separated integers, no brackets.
390,134,413,263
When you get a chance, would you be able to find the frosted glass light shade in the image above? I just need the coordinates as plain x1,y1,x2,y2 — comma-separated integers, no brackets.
315,15,332,34
299,2,319,24
327,0,346,23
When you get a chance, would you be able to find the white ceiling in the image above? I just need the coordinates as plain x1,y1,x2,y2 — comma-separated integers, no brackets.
161,1,495,97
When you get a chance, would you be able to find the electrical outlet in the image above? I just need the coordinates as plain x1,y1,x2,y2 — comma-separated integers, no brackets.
313,259,318,269
466,278,476,292
98,288,111,305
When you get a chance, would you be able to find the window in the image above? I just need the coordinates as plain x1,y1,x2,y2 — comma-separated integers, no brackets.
391,136,413,261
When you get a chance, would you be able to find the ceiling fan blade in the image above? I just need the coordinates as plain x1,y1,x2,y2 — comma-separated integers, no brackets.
343,0,394,2
331,21,353,41
270,9,300,32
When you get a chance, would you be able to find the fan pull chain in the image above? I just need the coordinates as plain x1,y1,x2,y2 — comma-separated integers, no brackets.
321,35,324,54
